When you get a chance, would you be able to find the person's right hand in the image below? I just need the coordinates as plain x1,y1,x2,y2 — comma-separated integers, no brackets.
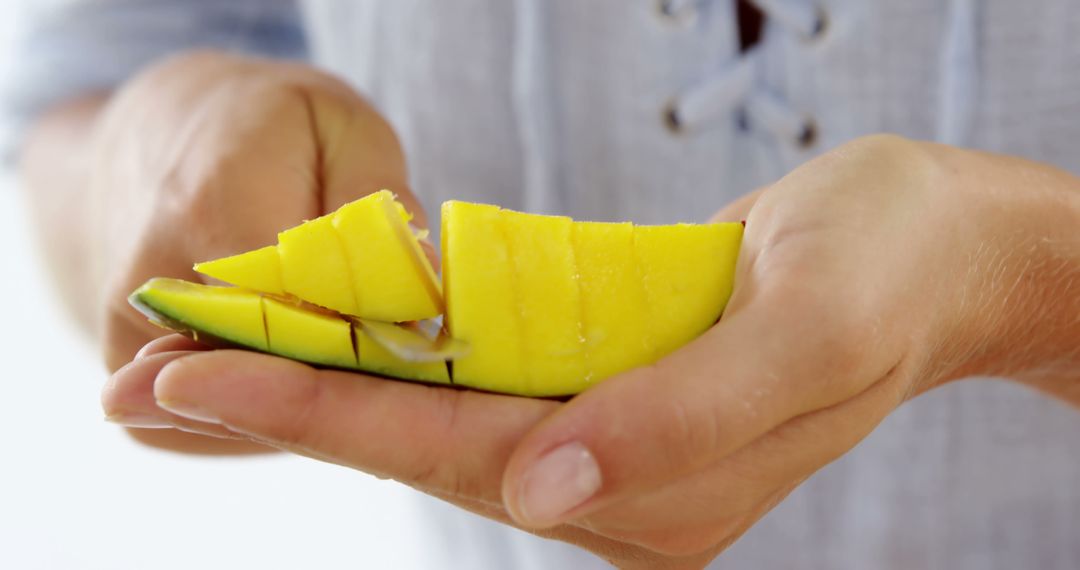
89,51,424,448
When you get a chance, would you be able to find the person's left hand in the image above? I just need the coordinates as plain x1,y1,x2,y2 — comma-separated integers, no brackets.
103,135,1080,569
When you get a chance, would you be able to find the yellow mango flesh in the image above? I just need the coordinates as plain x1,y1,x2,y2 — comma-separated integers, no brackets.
333,190,442,321
130,278,268,352
144,198,743,397
443,204,742,396
634,223,743,359
263,298,357,370
354,326,450,384
500,209,586,395
194,191,441,321
573,221,652,382
278,215,360,315
193,245,284,295
441,201,525,393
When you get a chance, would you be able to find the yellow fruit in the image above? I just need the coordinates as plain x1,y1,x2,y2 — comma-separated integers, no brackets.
194,190,441,321
573,221,652,382
263,297,357,370
130,278,268,351
277,214,360,315
440,201,525,393
332,190,442,321
130,278,451,384
193,245,284,295
500,209,586,395
138,198,743,397
634,223,742,360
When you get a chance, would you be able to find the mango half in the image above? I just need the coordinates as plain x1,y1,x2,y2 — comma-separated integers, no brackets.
131,194,742,397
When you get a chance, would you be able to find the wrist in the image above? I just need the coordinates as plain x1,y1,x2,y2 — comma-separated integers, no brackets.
930,145,1080,398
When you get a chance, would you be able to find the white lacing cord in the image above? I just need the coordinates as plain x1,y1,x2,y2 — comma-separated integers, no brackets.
664,0,824,148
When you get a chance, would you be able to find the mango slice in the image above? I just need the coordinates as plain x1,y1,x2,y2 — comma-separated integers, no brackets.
573,221,652,382
634,223,743,360
263,297,357,370
278,214,361,315
440,202,742,396
500,209,586,395
333,191,443,321
441,201,525,393
193,245,284,295
354,326,451,384
131,278,268,351
135,198,743,397
129,278,450,384
194,190,441,321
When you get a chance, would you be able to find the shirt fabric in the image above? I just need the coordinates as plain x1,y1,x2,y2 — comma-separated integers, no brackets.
4,1,1080,568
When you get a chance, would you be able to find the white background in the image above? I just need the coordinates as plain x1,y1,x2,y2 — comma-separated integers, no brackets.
0,6,437,570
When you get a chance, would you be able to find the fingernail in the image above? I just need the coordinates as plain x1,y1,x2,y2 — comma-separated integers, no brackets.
104,412,172,429
517,441,601,526
156,399,222,424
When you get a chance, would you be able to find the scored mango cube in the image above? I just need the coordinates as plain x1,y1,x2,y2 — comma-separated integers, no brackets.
441,201,525,394
573,221,652,382
332,190,442,322
634,223,743,360
501,209,585,396
263,298,357,370
277,215,360,315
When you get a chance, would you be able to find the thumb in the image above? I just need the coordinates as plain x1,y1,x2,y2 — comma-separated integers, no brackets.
500,276,898,528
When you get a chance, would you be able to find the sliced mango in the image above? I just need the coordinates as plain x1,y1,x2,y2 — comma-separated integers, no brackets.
573,221,651,382
193,245,284,295
130,278,268,351
130,278,448,384
263,298,357,370
333,190,442,321
138,198,744,397
354,326,450,384
278,214,360,315
634,223,743,359
500,209,586,395
441,201,525,393
194,190,441,321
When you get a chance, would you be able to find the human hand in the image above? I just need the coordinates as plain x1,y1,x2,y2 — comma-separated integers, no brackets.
105,135,1080,567
89,50,422,373
91,51,427,450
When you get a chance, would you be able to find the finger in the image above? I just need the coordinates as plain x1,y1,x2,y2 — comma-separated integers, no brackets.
710,187,765,223
152,350,559,502
584,370,907,542
134,334,209,360
103,350,243,439
502,279,907,528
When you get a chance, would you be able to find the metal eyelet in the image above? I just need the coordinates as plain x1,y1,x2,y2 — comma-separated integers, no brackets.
657,0,697,24
663,100,684,134
796,117,818,149
804,5,829,42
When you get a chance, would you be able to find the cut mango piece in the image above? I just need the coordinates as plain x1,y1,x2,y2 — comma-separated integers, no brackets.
354,326,450,384
139,200,744,397
634,223,743,360
277,214,360,315
130,278,268,352
573,221,652,382
501,209,585,396
193,245,284,295
333,190,442,321
131,278,450,384
263,298,357,370
441,201,525,393
194,191,442,321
